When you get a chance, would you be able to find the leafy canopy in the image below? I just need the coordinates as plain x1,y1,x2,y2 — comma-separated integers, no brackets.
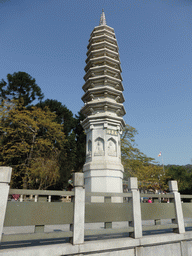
0,99,66,189
36,99,86,187
121,124,165,190
0,72,44,106
164,165,192,194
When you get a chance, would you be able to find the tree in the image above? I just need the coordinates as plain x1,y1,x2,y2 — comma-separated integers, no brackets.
121,124,165,190
36,100,86,184
36,99,77,188
0,72,44,106
73,112,86,172
121,124,154,177
0,100,66,189
36,99,75,135
164,165,192,194
0,73,85,189
137,164,166,191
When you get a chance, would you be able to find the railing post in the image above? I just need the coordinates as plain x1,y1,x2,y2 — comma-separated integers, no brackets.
104,196,112,229
128,177,142,238
168,180,185,234
154,197,161,226
0,167,12,241
20,194,23,202
35,195,38,202
70,172,85,245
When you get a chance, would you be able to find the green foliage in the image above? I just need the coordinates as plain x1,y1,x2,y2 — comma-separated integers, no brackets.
73,112,86,172
36,99,76,188
121,124,154,178
0,72,44,106
36,99,86,187
121,124,166,190
36,99,74,135
0,100,66,189
165,165,192,194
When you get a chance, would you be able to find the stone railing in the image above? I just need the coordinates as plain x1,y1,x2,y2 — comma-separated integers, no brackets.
0,166,192,247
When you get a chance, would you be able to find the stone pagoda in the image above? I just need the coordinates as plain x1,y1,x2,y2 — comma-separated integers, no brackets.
81,10,126,202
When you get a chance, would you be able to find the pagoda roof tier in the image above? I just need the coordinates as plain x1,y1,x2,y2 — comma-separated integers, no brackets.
92,24,114,33
87,34,118,49
89,28,116,42
87,41,119,56
82,75,124,92
81,99,126,117
81,114,126,131
86,47,119,63
81,86,125,103
84,65,122,82
84,55,121,72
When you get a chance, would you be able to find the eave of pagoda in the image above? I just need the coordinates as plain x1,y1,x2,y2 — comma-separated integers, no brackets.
86,47,119,63
81,99,126,117
93,24,114,33
89,29,116,41
84,56,121,72
87,34,118,49
83,65,122,81
86,41,119,56
81,114,126,131
82,75,124,92
81,86,125,103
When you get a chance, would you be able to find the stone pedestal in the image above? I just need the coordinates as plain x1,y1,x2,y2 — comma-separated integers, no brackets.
83,120,124,202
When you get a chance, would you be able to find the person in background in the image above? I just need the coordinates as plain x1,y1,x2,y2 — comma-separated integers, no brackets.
12,194,20,201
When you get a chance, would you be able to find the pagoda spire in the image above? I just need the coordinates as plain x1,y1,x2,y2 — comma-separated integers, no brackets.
99,9,106,26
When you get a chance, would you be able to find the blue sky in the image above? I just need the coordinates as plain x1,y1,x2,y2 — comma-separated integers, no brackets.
1,0,192,165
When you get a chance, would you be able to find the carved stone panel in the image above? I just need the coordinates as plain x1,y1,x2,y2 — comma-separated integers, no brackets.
107,138,117,157
87,139,92,158
94,137,104,156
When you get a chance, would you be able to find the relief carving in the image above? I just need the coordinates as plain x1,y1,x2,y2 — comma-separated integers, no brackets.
87,140,92,158
94,137,104,156
107,138,116,156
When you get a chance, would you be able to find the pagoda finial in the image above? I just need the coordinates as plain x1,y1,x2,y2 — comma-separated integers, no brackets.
99,9,106,26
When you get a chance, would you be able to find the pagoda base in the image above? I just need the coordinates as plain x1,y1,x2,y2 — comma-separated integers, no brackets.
83,168,123,203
